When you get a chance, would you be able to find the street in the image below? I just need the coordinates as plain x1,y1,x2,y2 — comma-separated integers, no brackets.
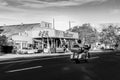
0,52,120,80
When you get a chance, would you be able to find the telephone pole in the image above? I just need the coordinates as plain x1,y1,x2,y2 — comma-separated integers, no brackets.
53,18,55,29
69,21,71,30
69,21,75,31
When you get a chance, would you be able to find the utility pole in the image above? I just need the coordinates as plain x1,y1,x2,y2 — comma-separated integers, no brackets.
69,21,71,30
52,18,56,53
69,21,75,30
68,21,72,49
53,18,55,29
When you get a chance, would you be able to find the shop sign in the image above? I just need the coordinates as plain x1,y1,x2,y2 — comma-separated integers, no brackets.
55,30,63,37
55,30,76,38
38,31,49,37
32,29,78,38
63,32,73,38
32,28,55,38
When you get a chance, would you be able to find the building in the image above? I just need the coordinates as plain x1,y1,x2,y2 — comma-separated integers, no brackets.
0,21,79,53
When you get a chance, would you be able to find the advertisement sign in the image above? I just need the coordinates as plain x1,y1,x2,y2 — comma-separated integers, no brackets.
64,31,78,39
38,31,49,37
32,28,55,38
31,28,78,39
55,30,78,39
55,30,63,38
63,32,74,38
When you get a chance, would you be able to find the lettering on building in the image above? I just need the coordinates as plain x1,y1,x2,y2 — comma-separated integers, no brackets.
39,31,49,37
55,30,63,37
63,32,73,38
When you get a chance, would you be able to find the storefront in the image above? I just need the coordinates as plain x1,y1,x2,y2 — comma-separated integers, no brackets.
31,28,78,53
11,32,33,49
10,27,79,53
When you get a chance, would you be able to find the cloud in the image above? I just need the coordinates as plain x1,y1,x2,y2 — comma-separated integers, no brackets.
0,0,26,12
0,1,8,6
23,0,108,8
110,9,120,14
37,0,70,3
0,0,108,9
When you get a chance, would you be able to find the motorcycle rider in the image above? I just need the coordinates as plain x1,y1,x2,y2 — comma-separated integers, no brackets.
71,39,84,59
71,39,91,63
83,44,91,58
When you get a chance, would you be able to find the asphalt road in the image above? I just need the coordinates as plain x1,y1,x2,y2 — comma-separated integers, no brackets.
1,52,120,80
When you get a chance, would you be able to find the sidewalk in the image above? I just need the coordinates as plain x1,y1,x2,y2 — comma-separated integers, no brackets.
0,50,103,61
89,50,104,53
0,49,117,61
0,52,72,61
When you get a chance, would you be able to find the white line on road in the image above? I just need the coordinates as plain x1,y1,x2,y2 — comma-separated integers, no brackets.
0,56,69,64
6,66,43,73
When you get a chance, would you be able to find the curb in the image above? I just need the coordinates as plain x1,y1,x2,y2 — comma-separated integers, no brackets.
1,50,120,61
0,52,72,61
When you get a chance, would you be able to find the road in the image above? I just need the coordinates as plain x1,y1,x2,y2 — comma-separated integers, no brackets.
0,52,120,80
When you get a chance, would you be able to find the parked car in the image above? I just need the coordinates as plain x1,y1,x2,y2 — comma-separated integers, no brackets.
101,46,115,51
17,48,38,54
56,48,65,53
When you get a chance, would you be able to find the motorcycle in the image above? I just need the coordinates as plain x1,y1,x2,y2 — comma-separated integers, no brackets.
70,44,91,63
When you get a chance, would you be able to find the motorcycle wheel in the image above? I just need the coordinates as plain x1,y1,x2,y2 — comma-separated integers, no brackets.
75,59,80,64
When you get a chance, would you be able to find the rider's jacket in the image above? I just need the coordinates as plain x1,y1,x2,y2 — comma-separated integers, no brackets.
71,43,91,54
83,45,91,50
71,43,84,54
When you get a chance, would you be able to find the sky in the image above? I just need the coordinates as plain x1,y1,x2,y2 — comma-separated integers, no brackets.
0,0,120,31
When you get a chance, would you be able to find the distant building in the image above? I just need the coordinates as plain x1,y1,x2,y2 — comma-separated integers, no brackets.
0,21,79,53
41,21,52,28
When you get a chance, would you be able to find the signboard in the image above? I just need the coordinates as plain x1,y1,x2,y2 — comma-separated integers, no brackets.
55,30,78,39
38,31,49,37
63,32,74,38
31,28,78,39
32,28,55,38
55,30,63,38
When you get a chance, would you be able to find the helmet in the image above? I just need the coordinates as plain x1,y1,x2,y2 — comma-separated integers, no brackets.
77,39,81,44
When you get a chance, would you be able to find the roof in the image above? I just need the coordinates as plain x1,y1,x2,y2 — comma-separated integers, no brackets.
0,23,40,37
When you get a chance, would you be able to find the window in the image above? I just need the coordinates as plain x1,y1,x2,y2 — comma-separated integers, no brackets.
15,43,21,49
22,42,27,49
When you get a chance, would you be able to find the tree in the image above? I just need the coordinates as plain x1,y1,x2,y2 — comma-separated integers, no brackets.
99,24,120,48
0,35,8,46
0,35,8,52
67,23,98,44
